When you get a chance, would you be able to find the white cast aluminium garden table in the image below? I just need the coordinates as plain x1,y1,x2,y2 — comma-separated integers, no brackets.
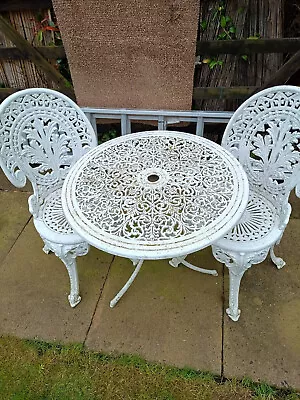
62,130,249,306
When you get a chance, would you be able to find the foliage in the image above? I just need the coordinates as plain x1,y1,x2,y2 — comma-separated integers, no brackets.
33,12,71,83
98,129,118,144
199,2,260,69
33,12,61,45
202,57,224,69
56,58,72,83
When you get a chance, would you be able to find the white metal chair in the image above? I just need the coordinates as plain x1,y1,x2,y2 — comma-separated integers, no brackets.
0,88,97,307
211,85,300,321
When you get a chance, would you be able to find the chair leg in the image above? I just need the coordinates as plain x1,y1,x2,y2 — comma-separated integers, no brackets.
59,250,81,308
270,245,286,269
226,264,247,321
43,243,51,254
42,239,89,307
169,255,218,276
110,259,144,308
212,246,269,321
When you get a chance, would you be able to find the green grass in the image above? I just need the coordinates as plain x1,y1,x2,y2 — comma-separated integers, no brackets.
0,336,299,400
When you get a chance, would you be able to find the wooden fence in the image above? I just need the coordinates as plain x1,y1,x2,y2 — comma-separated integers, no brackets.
0,0,73,100
194,38,300,100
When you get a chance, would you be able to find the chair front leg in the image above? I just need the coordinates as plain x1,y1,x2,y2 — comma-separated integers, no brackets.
226,259,249,321
42,243,52,254
42,239,89,307
270,244,285,269
212,246,269,321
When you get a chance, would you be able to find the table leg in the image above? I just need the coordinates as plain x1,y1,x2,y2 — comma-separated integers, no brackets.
169,256,218,276
110,259,144,308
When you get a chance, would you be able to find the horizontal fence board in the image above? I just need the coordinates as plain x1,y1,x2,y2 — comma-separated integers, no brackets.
196,38,300,56
193,86,257,100
0,0,52,11
0,46,66,60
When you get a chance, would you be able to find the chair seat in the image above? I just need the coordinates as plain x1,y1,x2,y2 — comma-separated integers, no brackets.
42,189,74,234
33,189,84,245
214,191,284,252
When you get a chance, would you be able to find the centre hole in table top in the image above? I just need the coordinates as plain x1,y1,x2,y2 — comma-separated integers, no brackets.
147,174,160,183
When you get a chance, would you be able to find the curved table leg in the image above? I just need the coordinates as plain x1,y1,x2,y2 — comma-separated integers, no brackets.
110,259,144,308
130,258,140,266
169,256,218,276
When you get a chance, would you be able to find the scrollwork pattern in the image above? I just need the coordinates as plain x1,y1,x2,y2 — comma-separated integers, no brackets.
223,88,300,205
0,90,96,216
74,135,236,241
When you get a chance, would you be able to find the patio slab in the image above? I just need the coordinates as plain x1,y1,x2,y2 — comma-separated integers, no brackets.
1,187,300,390
289,190,300,219
0,190,31,264
0,220,113,343
85,249,223,375
223,219,300,389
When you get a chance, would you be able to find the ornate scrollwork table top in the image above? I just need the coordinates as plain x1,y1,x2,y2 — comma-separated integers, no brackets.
62,131,249,259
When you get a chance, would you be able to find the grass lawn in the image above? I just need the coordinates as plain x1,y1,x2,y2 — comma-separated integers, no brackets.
0,336,299,400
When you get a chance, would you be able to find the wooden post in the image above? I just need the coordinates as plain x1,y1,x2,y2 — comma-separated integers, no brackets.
258,50,300,91
0,15,75,99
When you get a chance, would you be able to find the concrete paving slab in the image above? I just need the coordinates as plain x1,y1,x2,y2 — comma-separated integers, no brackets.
223,219,300,389
85,249,223,374
0,170,32,192
289,190,300,219
0,191,31,263
0,221,113,343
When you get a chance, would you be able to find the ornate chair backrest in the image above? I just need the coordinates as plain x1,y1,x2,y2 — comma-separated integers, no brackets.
222,85,300,211
0,88,97,216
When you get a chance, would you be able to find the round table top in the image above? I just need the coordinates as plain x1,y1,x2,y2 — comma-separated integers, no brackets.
62,130,249,259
